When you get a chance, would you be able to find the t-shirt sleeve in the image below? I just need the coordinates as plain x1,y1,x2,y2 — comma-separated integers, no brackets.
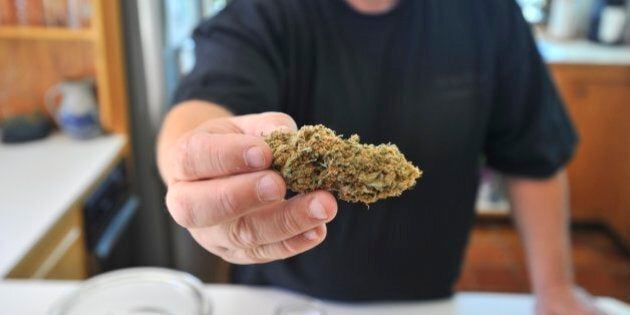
172,0,284,115
484,1,578,178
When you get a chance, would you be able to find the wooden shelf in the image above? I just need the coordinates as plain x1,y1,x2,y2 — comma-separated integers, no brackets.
0,26,95,41
1,0,130,135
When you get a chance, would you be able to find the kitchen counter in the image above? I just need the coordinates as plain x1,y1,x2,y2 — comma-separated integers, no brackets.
537,37,630,65
0,280,628,315
0,133,126,278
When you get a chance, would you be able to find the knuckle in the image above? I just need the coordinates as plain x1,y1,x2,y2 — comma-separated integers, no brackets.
209,145,231,175
278,240,298,258
228,218,257,248
245,247,269,263
277,208,303,237
174,133,200,179
165,186,197,228
216,186,240,218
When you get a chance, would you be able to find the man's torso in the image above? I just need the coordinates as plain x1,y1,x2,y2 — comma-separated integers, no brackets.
228,0,504,301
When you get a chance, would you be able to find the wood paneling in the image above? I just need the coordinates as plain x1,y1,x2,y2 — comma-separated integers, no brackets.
92,0,129,135
0,26,94,40
550,64,630,247
0,39,94,120
1,0,132,279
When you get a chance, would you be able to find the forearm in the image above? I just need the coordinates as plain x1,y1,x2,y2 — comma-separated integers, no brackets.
505,170,574,295
157,100,233,182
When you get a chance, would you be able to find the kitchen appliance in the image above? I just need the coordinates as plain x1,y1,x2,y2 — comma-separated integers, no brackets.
45,78,101,140
49,267,212,315
83,161,138,274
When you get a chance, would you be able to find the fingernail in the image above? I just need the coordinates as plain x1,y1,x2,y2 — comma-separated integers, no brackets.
245,146,266,168
258,175,283,202
308,198,328,220
303,229,319,240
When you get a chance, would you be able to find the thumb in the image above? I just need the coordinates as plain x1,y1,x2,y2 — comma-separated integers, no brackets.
230,112,298,136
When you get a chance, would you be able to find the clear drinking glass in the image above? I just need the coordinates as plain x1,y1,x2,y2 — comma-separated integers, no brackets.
49,267,212,315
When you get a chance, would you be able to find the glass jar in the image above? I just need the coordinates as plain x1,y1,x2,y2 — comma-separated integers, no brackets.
42,0,68,26
66,0,90,28
49,267,212,315
14,0,45,26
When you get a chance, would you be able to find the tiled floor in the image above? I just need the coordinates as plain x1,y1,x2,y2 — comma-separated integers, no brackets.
454,221,630,302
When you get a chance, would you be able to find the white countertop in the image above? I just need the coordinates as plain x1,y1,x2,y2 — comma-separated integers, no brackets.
0,133,126,277
0,280,628,315
538,37,630,65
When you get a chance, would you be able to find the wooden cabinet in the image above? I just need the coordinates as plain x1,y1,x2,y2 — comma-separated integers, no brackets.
550,64,630,247
0,0,132,279
0,0,132,280
1,136,127,280
7,205,87,280
0,0,129,136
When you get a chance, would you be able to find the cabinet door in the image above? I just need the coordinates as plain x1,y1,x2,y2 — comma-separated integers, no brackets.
34,226,86,280
551,65,630,247
7,205,87,280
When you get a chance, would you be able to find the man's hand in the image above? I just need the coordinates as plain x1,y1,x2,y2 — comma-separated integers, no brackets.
536,287,603,315
162,111,338,264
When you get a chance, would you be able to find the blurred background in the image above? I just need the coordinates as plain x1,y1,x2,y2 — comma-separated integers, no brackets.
0,0,628,302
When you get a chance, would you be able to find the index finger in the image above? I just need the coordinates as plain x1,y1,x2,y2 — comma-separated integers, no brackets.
199,112,298,137
170,132,272,182
234,112,298,136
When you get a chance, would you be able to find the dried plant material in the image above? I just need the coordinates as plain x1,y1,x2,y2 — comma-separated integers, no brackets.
265,125,422,204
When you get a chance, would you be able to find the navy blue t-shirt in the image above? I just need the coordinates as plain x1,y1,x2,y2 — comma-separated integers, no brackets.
173,0,577,301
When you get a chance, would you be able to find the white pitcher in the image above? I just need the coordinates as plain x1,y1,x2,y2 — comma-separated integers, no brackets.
45,79,102,139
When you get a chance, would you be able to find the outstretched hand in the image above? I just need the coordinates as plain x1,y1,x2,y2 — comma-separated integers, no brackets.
163,112,338,264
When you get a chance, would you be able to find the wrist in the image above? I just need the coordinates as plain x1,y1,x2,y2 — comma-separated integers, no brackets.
530,263,575,297
534,282,575,298
531,267,574,297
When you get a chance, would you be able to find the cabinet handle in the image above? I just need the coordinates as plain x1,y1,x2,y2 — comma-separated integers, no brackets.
32,227,81,279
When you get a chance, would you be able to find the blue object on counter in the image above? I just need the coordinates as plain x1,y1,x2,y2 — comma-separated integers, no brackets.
1,112,53,144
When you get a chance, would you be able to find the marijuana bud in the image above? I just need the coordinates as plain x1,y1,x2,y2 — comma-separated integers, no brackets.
265,125,422,204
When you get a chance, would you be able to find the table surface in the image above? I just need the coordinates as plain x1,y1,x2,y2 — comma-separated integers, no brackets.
0,134,126,277
0,280,628,315
537,37,630,65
